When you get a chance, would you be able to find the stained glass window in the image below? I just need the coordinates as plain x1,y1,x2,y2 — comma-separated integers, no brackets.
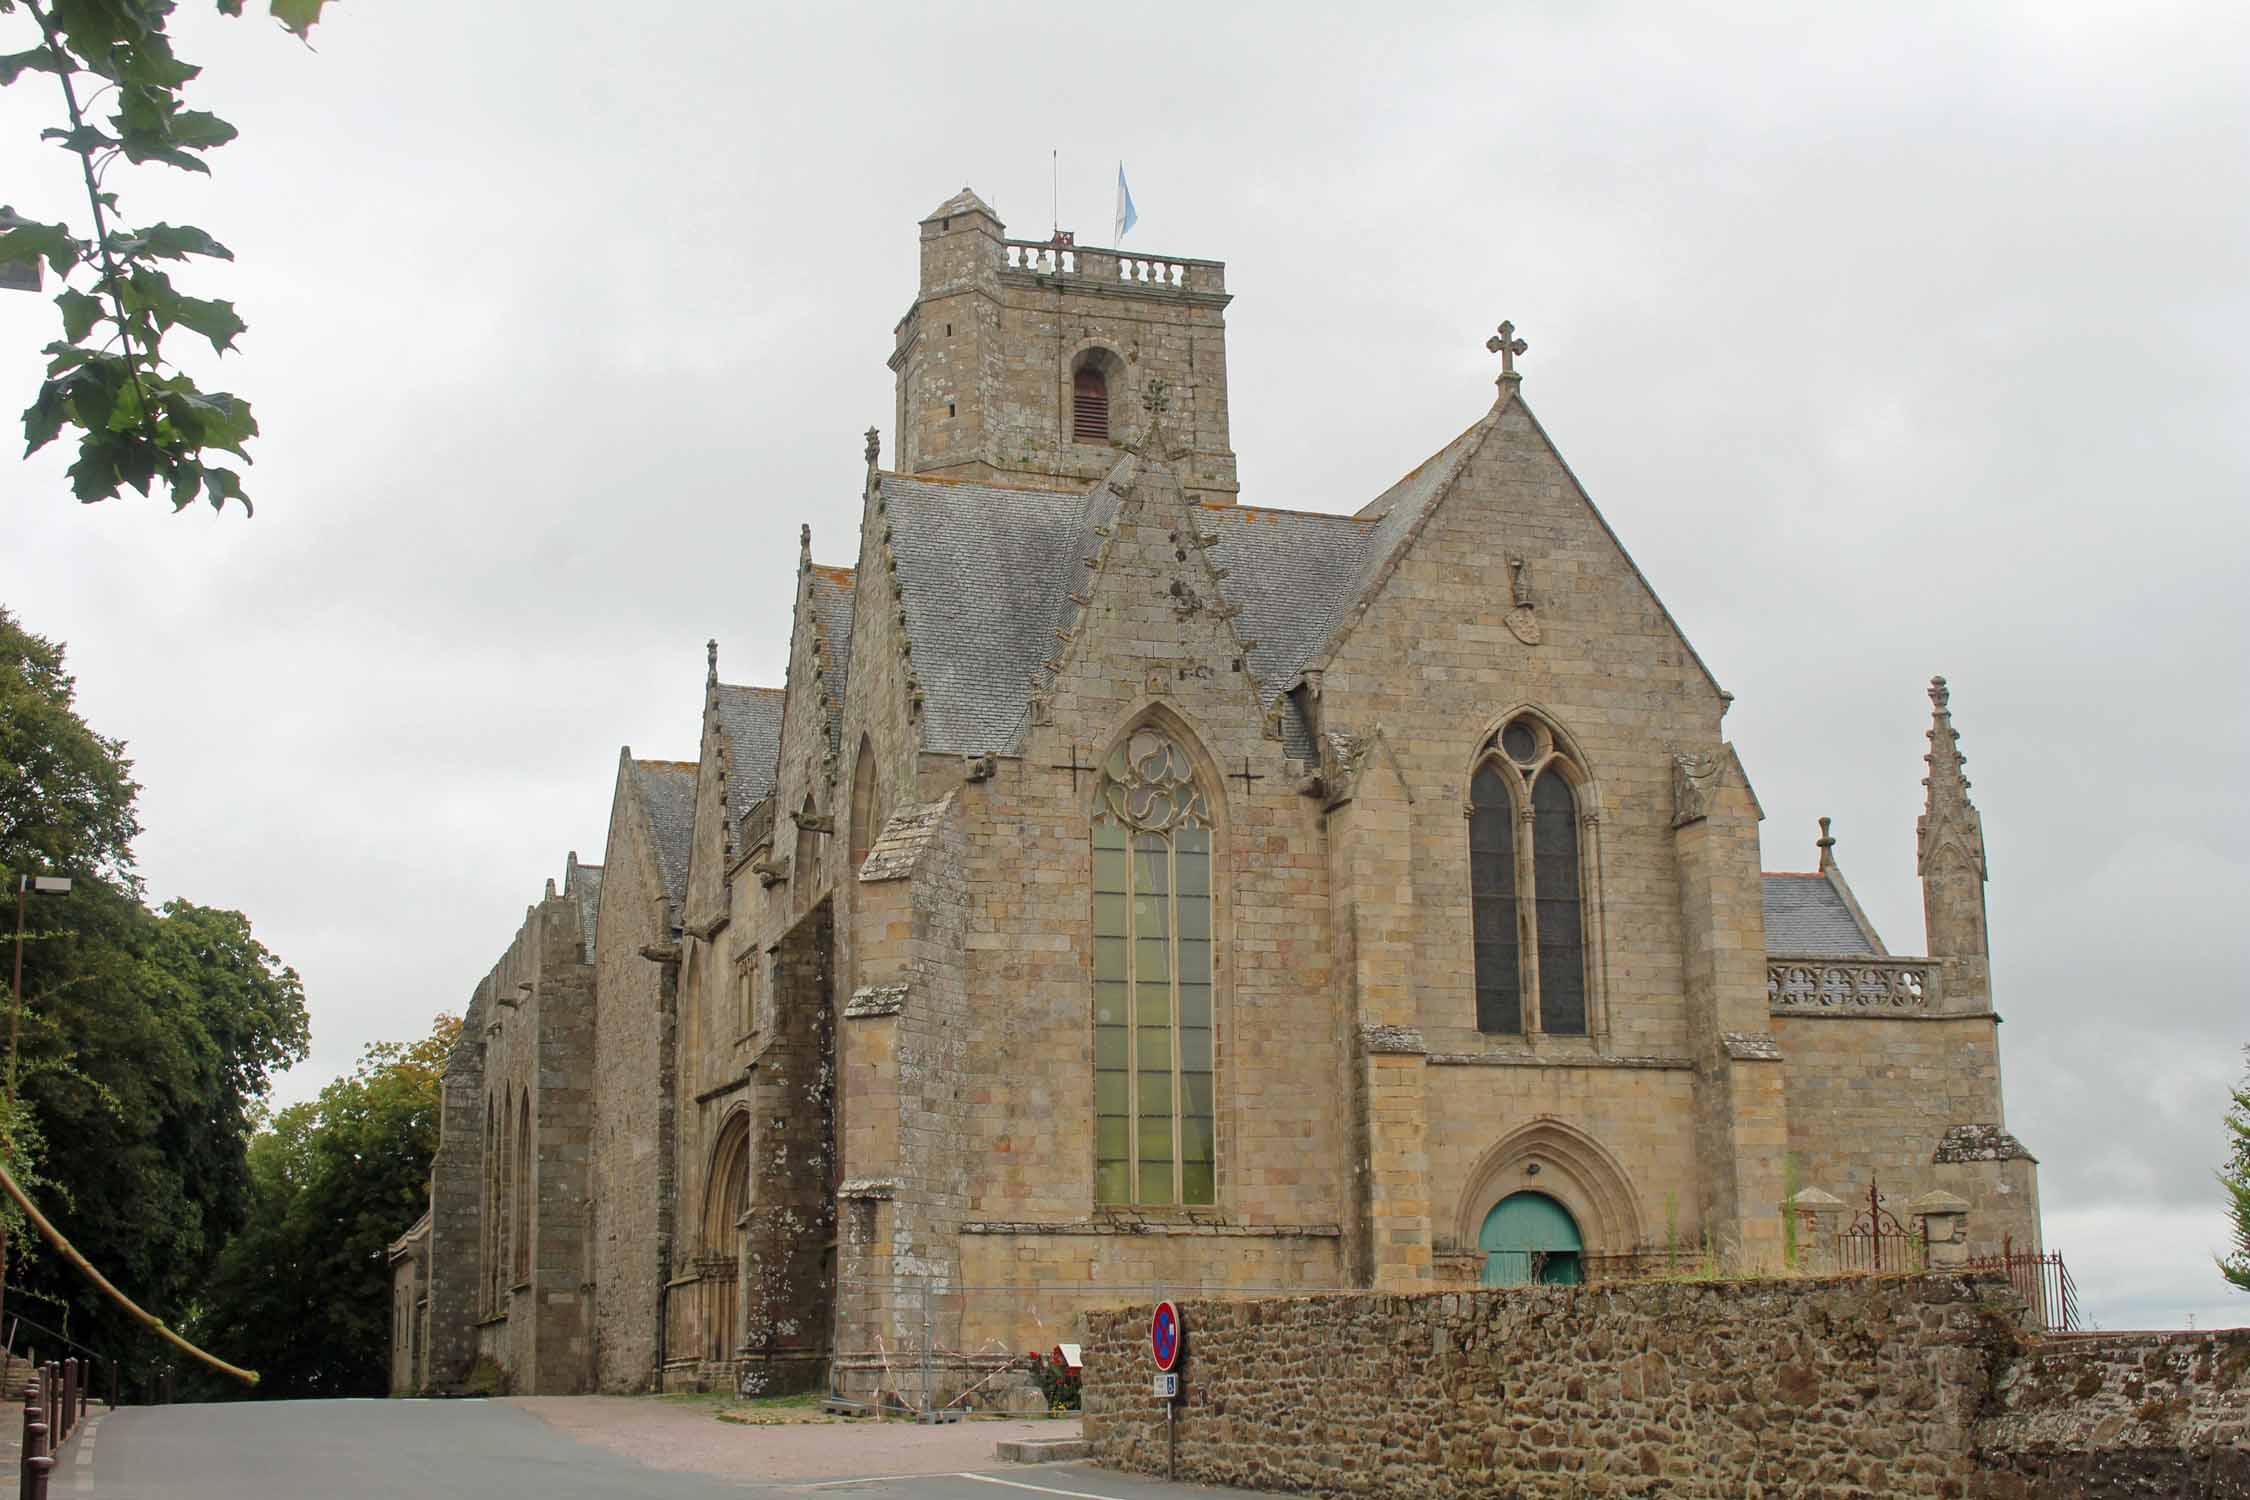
1470,715,1590,1037
1469,763,1522,1034
1093,728,1216,1206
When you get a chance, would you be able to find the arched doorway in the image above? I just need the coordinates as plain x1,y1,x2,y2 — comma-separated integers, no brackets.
1479,1191,1583,1286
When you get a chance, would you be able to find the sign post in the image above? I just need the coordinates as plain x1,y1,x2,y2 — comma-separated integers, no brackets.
1151,1299,1183,1478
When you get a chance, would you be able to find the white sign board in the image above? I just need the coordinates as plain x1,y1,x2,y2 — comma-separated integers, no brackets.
1153,1372,1177,1398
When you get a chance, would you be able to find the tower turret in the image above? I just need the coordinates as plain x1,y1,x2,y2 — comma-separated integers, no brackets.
1917,676,1990,1001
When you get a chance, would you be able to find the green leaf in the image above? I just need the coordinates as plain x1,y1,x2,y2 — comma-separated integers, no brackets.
41,123,118,154
199,464,250,515
55,287,104,342
170,293,245,354
113,222,233,262
113,37,198,91
65,436,123,502
22,382,68,456
0,48,68,86
268,0,333,41
0,212,81,280
167,110,237,150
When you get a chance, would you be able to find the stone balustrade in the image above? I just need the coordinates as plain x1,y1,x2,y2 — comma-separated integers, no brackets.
1001,240,1224,293
1768,953,1939,1013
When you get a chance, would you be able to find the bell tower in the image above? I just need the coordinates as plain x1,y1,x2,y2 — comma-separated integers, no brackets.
889,187,1239,504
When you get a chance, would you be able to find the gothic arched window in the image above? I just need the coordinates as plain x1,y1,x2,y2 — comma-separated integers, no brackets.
1469,714,1591,1036
1469,763,1521,1035
1073,366,1110,444
849,736,878,869
481,1096,498,1313
513,1092,532,1282
794,794,819,911
1091,726,1215,1207
494,1092,512,1302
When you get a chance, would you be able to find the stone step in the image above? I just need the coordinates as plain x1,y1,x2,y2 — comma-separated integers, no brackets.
994,1437,1091,1464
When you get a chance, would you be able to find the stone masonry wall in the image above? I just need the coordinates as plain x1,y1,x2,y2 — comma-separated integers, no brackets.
1083,1277,2250,1499
1776,1010,2041,1259
589,767,679,1391
1975,1329,2250,1497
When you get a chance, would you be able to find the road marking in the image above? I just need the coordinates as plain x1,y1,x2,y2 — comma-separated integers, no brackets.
954,1472,1127,1500
796,1475,963,1493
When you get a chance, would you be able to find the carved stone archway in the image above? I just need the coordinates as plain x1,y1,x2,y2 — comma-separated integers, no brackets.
1455,1117,1642,1260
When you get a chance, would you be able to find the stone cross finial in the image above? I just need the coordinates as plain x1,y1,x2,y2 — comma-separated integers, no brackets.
706,638,718,683
1817,815,1836,871
1486,320,1528,380
864,427,880,466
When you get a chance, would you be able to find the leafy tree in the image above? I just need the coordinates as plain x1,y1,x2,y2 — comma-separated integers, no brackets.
2224,1048,2250,1295
1,0,334,512
0,604,308,1375
0,604,139,883
188,1015,458,1398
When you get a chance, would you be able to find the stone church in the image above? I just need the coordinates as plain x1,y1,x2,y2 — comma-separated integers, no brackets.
387,188,2041,1400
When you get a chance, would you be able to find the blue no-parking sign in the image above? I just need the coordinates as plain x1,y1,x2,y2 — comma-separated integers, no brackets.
1150,1300,1181,1372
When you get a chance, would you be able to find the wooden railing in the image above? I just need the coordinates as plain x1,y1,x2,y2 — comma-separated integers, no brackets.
1768,955,1940,1013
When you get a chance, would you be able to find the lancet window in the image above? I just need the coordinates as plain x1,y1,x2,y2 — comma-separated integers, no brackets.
512,1092,532,1282
1469,714,1590,1036
1091,727,1216,1207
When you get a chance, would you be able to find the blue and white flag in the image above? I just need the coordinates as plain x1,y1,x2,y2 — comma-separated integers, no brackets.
1114,162,1138,243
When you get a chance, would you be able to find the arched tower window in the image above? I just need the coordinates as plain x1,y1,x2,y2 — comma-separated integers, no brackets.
1091,726,1215,1207
1469,714,1591,1036
1072,366,1110,444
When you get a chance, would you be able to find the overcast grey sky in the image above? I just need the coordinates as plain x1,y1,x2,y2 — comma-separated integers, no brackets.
3,2,2244,1331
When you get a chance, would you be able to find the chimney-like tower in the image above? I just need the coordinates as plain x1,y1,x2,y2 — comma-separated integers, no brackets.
889,186,1239,503
1917,676,1990,1003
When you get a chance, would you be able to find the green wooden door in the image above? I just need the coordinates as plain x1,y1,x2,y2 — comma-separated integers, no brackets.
1478,1192,1584,1286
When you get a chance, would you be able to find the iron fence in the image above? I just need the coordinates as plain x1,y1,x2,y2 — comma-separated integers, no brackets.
1963,1238,2080,1332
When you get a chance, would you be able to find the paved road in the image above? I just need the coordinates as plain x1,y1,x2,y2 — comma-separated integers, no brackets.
68,1399,1252,1500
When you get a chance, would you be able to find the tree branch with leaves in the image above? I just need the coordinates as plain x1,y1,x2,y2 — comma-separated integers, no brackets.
2224,1047,2250,1296
0,0,333,512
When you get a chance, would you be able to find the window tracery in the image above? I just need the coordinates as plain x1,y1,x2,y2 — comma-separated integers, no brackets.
1469,714,1592,1037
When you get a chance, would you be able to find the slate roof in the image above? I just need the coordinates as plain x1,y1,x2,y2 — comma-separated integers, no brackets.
1201,501,1379,702
714,685,784,832
629,758,698,919
1762,874,1880,956
882,473,1099,755
878,460,1399,759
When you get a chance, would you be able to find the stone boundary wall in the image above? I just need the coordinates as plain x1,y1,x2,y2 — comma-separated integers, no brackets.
1080,1276,2250,1499
1976,1328,2249,1499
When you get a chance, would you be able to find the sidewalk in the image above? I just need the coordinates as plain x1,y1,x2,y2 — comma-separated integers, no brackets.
507,1395,1084,1483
